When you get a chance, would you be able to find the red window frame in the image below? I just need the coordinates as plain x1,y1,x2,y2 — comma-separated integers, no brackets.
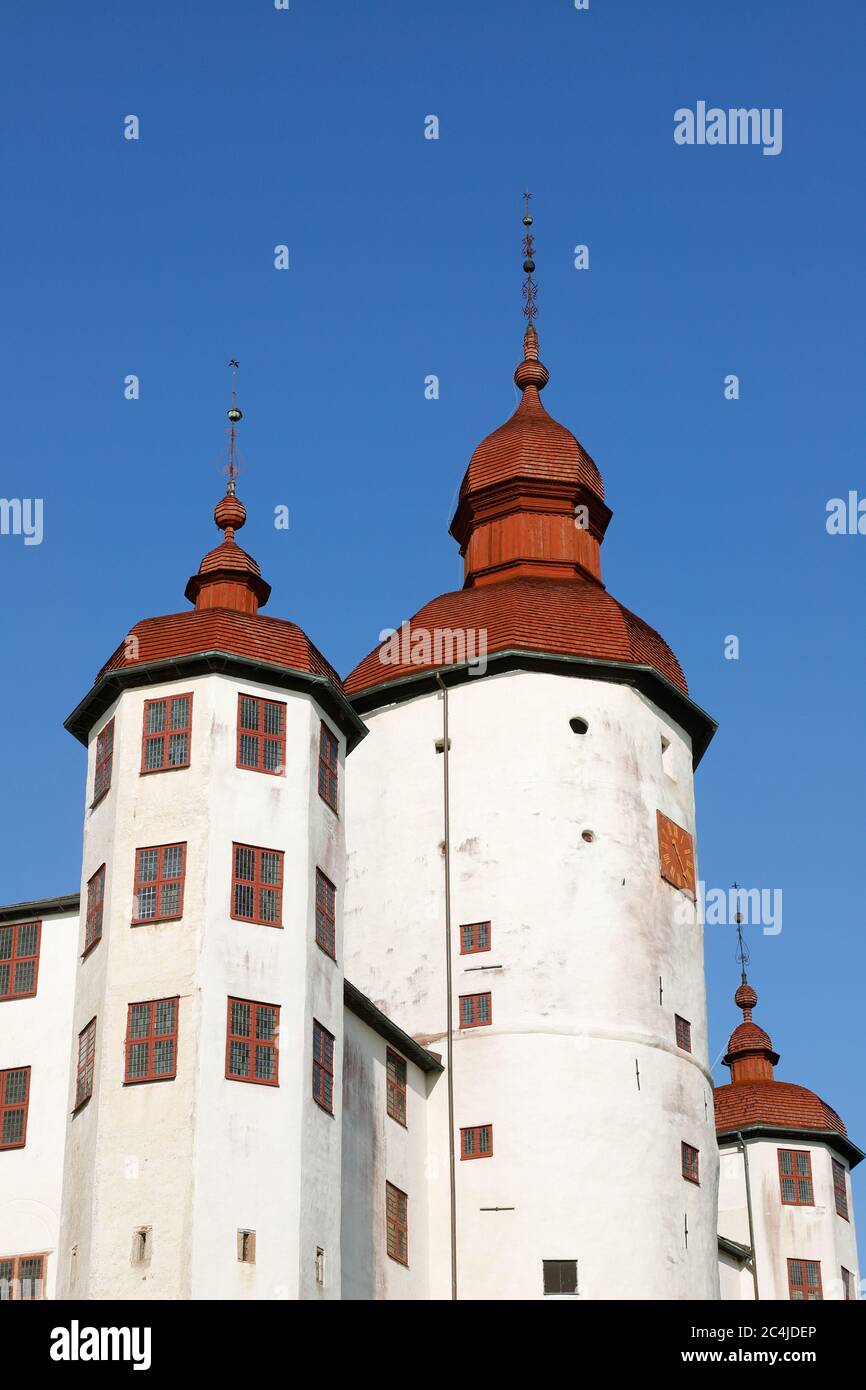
313,1020,335,1113
841,1267,854,1300
315,869,336,958
140,693,193,774
460,921,491,955
788,1258,823,1301
459,992,491,1029
75,1019,96,1110
778,1149,814,1206
386,1049,407,1126
0,921,41,1001
0,1253,46,1300
0,1067,31,1150
225,998,280,1086
124,998,179,1084
832,1158,849,1221
132,843,186,924
236,694,286,776
84,865,105,953
461,1124,493,1160
93,718,114,802
675,1014,692,1052
681,1141,700,1184
318,721,339,812
231,844,284,927
386,1182,408,1266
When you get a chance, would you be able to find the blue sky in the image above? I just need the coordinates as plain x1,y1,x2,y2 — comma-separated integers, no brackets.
2,2,864,1240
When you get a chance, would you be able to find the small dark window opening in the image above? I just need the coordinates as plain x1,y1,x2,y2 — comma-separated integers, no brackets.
569,718,589,735
434,738,452,753
238,1230,256,1264
131,1228,151,1265
543,1259,577,1295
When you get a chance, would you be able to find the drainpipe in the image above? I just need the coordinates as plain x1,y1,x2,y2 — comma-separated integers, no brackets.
435,672,458,1301
736,1131,760,1300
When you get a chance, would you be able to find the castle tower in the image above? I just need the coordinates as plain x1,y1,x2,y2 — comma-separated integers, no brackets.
56,388,364,1299
716,976,862,1300
342,210,720,1299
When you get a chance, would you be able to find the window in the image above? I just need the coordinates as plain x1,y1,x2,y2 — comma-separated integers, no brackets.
543,1260,577,1295
313,1020,335,1113
315,1247,325,1287
0,1253,45,1300
778,1149,814,1206
675,1014,691,1052
0,921,41,1001
237,1230,256,1265
315,869,336,958
131,1228,151,1266
318,721,339,811
461,1124,493,1160
788,1258,822,1301
0,1067,30,1150
84,866,105,953
386,1049,407,1126
231,844,284,926
237,694,286,775
141,693,192,773
569,717,589,735
681,1141,700,1184
386,1183,408,1266
75,1020,96,1109
124,999,179,1083
93,718,114,801
132,843,186,923
459,992,491,1029
226,998,279,1085
460,921,491,955
832,1158,849,1221
841,1267,854,1301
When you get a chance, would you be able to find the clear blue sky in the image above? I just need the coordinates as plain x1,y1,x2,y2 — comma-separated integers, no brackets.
2,2,864,1238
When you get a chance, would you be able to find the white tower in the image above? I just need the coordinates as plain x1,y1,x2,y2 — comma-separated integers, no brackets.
56,398,364,1300
342,300,720,1298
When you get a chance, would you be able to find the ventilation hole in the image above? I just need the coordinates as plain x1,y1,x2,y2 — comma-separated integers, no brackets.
581,830,595,843
569,717,589,735
434,737,452,753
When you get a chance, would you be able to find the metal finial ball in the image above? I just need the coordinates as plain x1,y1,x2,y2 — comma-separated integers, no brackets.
523,214,533,226
523,258,536,273
227,407,243,423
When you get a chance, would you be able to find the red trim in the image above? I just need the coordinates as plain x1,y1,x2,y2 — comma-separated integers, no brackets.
460,921,491,955
460,1124,493,1159
787,1258,823,1301
132,843,186,924
0,921,41,1001
313,1020,335,1113
140,693,193,774
84,866,105,953
236,693,286,776
231,844,284,927
225,997,279,1086
318,721,339,812
386,1049,407,1126
75,1019,96,1110
315,869,337,958
386,1182,408,1266
0,1067,30,1150
778,1148,814,1206
675,1014,692,1052
832,1158,850,1221
92,718,114,803
0,1253,46,1300
681,1141,700,1184
459,992,492,1029
124,998,179,1084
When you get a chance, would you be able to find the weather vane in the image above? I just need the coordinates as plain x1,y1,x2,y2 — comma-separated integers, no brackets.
522,190,538,324
733,883,750,983
226,359,243,494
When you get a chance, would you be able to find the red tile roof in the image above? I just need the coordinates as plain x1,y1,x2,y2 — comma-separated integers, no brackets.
714,1081,847,1138
344,575,687,696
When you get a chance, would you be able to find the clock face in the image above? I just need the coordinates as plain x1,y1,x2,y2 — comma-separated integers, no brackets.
657,810,696,898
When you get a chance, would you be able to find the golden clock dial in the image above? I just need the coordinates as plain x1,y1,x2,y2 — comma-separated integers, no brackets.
657,810,696,898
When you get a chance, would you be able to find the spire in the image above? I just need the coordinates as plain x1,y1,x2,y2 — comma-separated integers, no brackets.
723,938,780,1083
184,362,272,615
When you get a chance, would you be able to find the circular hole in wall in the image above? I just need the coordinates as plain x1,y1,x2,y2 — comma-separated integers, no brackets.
569,717,589,735
581,830,595,843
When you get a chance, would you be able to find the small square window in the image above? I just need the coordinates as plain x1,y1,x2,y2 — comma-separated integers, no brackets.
132,843,186,924
313,1021,335,1113
93,718,115,802
832,1158,849,1221
315,869,337,958
318,722,339,812
226,998,280,1086
0,921,41,1000
788,1258,822,1301
237,695,286,775
543,1259,577,1295
459,992,491,1029
0,1067,31,1150
84,866,105,953
0,1253,46,1300
124,998,179,1083
386,1049,407,1126
778,1149,814,1206
141,694,193,773
231,843,284,927
75,1020,96,1110
681,1141,700,1185
675,1014,692,1052
461,1124,493,1159
460,921,491,955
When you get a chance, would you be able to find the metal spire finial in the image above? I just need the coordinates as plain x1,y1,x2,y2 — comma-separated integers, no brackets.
521,191,538,326
226,359,242,495
733,885,750,983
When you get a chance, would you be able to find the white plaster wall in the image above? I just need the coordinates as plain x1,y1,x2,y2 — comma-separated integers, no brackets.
344,669,720,1299
58,671,345,1300
718,1138,859,1300
0,908,77,1299
340,1008,436,1299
